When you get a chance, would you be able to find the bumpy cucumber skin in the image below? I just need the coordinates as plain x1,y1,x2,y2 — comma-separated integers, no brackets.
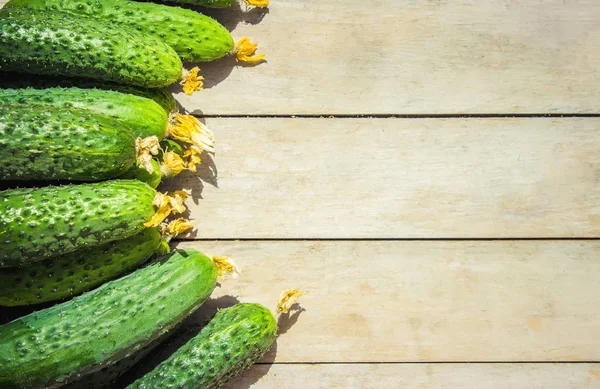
0,180,157,268
128,303,277,389
0,87,168,140
166,0,236,8
0,228,166,307
0,103,137,182
119,160,163,189
0,249,218,389
0,8,182,87
5,0,234,62
0,74,178,115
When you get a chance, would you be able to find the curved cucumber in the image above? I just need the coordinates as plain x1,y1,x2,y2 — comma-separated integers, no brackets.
0,249,220,388
0,87,169,140
0,180,158,268
0,8,182,87
0,103,139,182
0,228,168,307
6,0,234,62
0,75,178,115
128,303,277,389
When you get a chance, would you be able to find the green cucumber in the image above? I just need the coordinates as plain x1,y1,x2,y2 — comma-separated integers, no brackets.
0,74,178,114
127,304,276,389
0,249,230,388
0,8,183,87
127,290,304,389
0,87,169,140
0,228,169,307
5,0,237,63
119,160,163,189
0,103,150,182
0,180,183,268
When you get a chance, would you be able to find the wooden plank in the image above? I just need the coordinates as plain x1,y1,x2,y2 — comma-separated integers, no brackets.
168,117,600,239
169,0,600,115
218,363,600,389
174,240,600,362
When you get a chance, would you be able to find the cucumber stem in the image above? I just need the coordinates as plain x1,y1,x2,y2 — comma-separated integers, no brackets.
235,37,266,63
136,136,161,174
180,67,204,95
276,289,305,314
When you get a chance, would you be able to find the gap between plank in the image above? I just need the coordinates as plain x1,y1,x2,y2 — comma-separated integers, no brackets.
255,361,600,365
194,113,600,119
175,237,600,242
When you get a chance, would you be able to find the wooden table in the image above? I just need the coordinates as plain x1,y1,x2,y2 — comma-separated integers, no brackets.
4,0,600,387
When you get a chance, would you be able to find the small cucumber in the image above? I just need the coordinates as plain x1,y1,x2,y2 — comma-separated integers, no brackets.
5,0,265,64
0,87,169,140
128,290,304,389
0,8,183,87
0,180,187,267
0,249,236,388
0,103,159,182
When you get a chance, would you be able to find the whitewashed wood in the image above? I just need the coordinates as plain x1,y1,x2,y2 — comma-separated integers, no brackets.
221,363,600,389
168,117,600,239
171,0,600,115
176,240,600,362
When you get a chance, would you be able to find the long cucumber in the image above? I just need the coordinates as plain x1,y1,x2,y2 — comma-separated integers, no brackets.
0,219,192,306
0,180,187,267
0,249,236,388
0,103,161,182
5,0,265,65
0,8,186,88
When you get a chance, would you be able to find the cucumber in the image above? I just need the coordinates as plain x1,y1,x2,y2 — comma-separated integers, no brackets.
0,228,165,306
0,87,169,140
0,103,161,182
0,74,178,114
0,180,187,267
0,219,192,306
0,8,183,87
0,249,235,388
5,0,264,64
128,290,304,389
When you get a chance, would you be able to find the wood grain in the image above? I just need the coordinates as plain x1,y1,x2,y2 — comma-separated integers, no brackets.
175,240,600,362
220,363,600,389
167,117,600,239
169,0,600,115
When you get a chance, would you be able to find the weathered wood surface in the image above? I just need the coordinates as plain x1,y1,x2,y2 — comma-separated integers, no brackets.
1,1,599,115
175,240,600,362
169,117,600,239
219,363,600,389
171,0,600,115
